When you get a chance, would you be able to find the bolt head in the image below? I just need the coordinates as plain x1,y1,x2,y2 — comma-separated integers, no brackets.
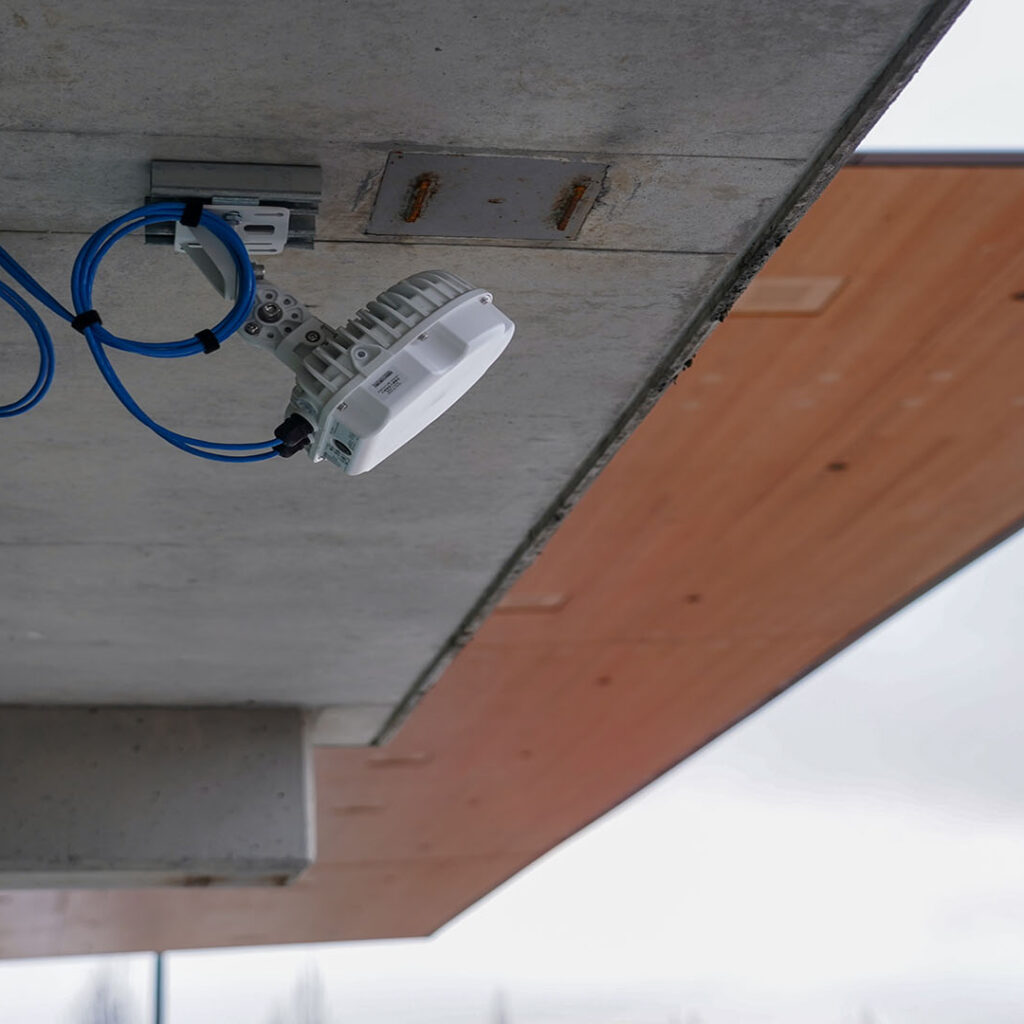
305,330,321,343
243,322,261,335
257,302,283,324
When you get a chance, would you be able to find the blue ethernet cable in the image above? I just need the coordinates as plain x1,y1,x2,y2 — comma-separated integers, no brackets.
0,279,54,418
0,202,282,461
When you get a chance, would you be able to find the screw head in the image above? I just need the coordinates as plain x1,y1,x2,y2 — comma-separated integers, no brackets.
257,302,283,324
243,322,261,336
305,330,321,343
221,211,242,226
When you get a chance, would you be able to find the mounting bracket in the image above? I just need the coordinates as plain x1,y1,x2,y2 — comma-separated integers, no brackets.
175,203,292,301
145,160,322,250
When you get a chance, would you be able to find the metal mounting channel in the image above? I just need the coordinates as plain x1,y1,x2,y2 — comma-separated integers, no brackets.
145,161,322,249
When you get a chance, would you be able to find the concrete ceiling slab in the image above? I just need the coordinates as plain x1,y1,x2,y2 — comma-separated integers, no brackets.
1,235,727,721
1,3,940,156
0,0,967,742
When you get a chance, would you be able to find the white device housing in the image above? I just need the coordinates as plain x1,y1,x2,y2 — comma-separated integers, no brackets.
247,271,514,474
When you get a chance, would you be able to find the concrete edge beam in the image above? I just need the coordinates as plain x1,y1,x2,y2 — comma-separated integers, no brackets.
0,707,314,889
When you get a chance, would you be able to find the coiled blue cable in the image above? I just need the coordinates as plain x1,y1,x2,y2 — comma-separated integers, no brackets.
0,202,282,461
0,279,55,418
71,202,257,357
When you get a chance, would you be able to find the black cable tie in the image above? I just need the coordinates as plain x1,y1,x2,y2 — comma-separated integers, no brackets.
196,329,220,354
71,309,102,334
180,198,205,228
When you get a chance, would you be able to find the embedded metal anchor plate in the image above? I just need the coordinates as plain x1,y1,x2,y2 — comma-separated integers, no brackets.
145,160,321,249
366,152,608,241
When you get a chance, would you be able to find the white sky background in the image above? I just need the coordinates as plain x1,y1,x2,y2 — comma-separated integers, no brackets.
858,0,1024,151
2,1,1024,1020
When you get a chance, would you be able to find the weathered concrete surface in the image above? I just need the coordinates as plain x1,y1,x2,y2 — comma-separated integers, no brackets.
0,708,313,887
0,1,969,744
0,236,728,731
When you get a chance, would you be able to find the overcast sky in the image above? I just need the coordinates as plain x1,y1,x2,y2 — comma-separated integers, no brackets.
2,1,1024,1021
859,0,1024,151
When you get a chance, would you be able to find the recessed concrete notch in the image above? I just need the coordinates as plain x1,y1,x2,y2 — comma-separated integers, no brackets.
0,707,314,888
